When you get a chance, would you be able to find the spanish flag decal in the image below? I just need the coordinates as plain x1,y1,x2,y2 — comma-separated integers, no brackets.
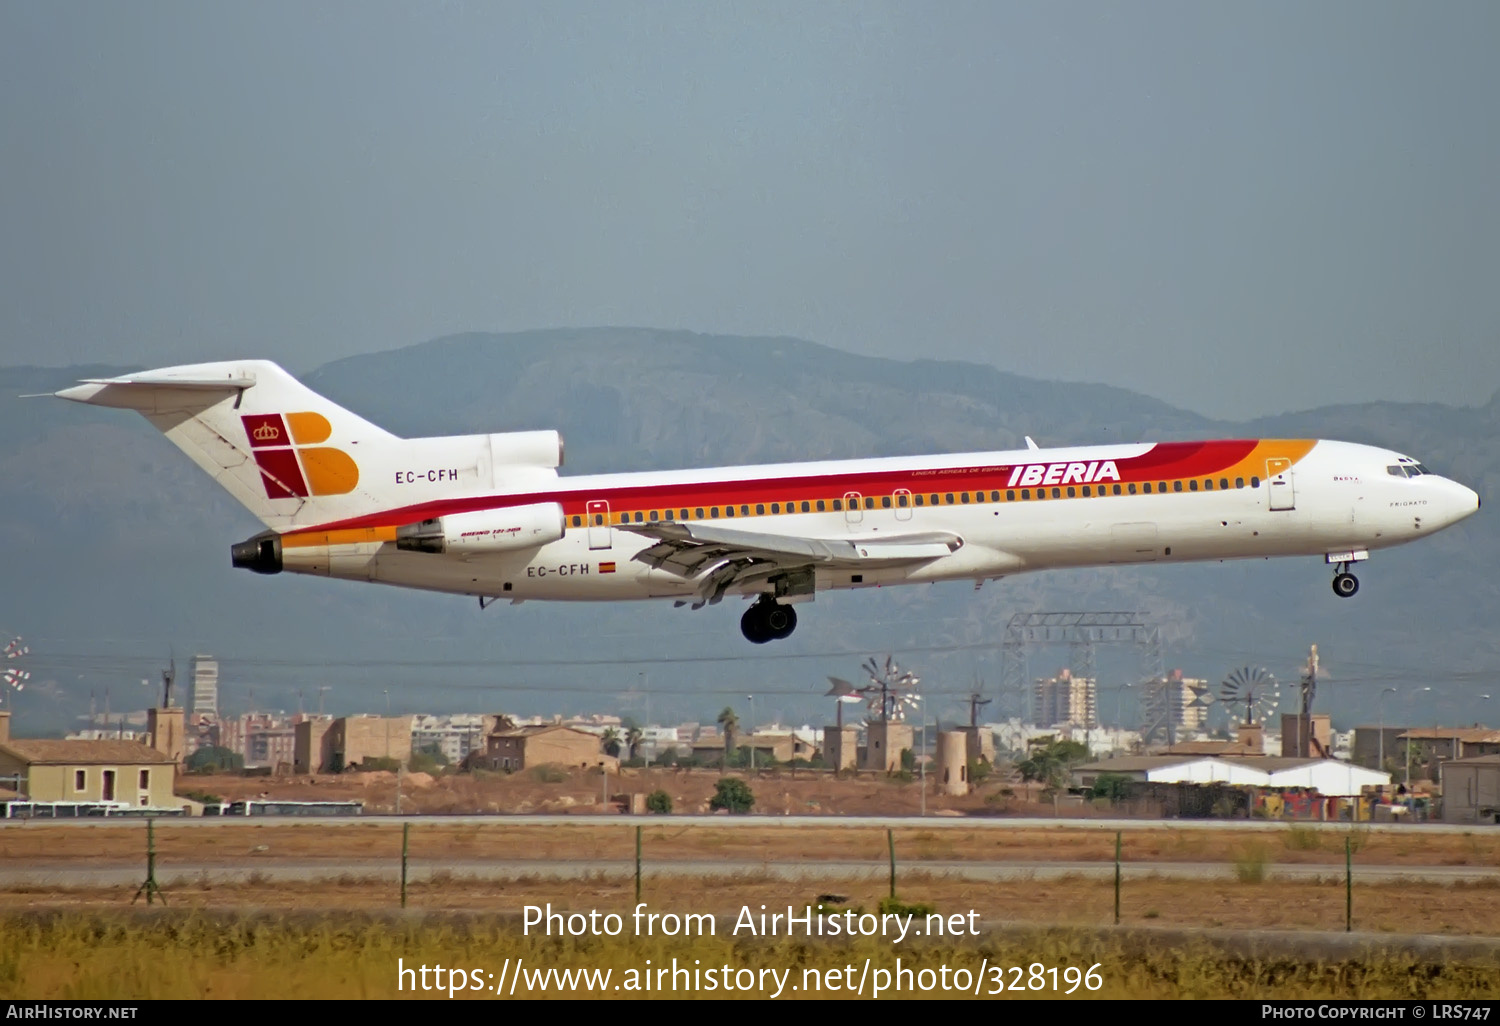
599,562,617,574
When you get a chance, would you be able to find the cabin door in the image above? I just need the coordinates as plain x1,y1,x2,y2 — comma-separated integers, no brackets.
1266,458,1295,511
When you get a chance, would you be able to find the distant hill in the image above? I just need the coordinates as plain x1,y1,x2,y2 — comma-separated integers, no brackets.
1,329,1494,735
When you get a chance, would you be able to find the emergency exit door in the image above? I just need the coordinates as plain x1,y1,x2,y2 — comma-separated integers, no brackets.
586,499,612,549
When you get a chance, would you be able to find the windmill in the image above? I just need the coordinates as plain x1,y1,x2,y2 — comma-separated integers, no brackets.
1219,667,1280,728
860,655,921,723
3,636,30,699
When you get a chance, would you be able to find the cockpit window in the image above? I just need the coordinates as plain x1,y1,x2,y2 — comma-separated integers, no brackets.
1387,465,1407,477
1412,464,1431,475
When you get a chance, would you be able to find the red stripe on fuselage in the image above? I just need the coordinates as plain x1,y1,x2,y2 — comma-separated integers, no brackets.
300,440,1264,534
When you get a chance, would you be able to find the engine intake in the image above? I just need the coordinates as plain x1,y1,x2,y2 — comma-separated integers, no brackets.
396,502,566,555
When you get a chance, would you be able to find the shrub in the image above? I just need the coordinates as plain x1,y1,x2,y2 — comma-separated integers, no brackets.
708,777,754,814
878,897,934,917
1234,842,1271,884
645,790,672,814
356,757,400,773
529,765,567,784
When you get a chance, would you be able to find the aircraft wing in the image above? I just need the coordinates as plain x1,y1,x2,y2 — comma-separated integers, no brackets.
617,521,963,608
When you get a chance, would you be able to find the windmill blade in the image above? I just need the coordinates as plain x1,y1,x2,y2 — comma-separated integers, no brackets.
826,676,858,697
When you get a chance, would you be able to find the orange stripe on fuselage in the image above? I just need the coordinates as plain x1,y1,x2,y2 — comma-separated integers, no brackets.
281,527,398,549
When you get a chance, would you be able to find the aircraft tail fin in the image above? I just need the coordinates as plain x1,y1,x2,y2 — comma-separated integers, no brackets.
55,360,399,531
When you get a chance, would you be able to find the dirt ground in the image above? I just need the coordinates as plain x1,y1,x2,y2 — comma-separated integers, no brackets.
5,817,1500,872
3,872,1498,938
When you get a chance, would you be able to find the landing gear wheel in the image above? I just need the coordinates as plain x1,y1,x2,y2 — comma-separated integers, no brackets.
1332,572,1359,598
765,603,797,640
740,604,773,644
740,598,797,643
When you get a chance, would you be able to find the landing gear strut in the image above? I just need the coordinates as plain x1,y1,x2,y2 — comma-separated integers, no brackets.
1331,565,1359,598
740,597,797,644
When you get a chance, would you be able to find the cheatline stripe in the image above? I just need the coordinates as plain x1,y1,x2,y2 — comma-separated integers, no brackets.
289,439,1314,536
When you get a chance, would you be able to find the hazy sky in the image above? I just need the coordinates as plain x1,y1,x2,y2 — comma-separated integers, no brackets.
3,2,1498,419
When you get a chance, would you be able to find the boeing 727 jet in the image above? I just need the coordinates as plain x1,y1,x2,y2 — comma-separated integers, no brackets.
56,360,1481,643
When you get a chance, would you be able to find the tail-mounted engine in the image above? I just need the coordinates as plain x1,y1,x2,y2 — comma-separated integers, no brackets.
396,502,566,555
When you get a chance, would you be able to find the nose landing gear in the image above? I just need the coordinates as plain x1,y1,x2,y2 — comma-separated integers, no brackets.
740,597,798,644
1332,565,1360,598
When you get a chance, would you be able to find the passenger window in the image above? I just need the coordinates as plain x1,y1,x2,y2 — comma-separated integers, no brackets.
664,510,674,521
914,494,924,506
1143,483,1152,494
1158,482,1167,493
1128,484,1137,495
1174,481,1183,492
1021,489,1030,500
635,512,644,522
711,507,720,518
1219,478,1228,490
1052,488,1061,498
1006,490,1015,501
1066,486,1076,497
960,492,969,504
768,504,777,515
1201,480,1210,491
801,501,810,513
1235,478,1244,489
930,494,939,505
865,496,875,509
594,513,604,525
1081,486,1091,497
991,491,1000,502
945,493,954,504
695,507,704,519
572,515,582,527
680,509,690,520
1251,476,1260,488
650,510,659,520
1113,485,1122,495
833,499,842,511
816,500,825,512
881,496,891,509
896,494,907,507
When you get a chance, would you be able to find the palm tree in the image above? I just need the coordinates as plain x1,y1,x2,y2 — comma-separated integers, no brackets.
717,707,740,765
601,727,622,758
625,725,644,762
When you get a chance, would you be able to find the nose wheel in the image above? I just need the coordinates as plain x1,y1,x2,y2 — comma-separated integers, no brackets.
741,597,798,643
1332,567,1360,598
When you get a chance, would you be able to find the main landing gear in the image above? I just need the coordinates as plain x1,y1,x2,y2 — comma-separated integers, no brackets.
741,597,797,644
1331,565,1360,598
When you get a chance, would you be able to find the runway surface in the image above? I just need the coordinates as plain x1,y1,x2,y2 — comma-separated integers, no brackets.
3,857,1494,888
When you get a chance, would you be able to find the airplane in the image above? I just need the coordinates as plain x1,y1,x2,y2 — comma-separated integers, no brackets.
55,360,1481,644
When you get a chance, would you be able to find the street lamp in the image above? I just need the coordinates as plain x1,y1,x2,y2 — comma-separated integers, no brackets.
1378,687,1398,775
1406,686,1433,797
747,695,754,771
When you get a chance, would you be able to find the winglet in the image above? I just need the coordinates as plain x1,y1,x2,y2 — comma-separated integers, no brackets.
1025,436,1040,451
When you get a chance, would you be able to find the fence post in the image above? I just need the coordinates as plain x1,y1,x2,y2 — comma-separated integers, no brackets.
888,828,896,900
635,825,642,904
131,817,165,906
401,820,410,909
1350,834,1362,930
1114,830,1121,926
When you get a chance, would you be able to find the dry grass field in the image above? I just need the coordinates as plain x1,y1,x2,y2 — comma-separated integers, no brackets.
5,818,1498,868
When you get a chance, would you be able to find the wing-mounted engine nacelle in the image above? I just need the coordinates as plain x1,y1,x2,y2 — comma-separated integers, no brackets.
490,430,564,469
395,502,566,555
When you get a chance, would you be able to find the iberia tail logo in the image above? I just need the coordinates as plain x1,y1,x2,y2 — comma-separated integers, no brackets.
241,413,359,498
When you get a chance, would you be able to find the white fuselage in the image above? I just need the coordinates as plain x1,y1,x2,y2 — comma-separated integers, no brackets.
281,437,1480,603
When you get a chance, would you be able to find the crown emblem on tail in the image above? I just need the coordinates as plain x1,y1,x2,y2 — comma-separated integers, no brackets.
252,423,281,441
